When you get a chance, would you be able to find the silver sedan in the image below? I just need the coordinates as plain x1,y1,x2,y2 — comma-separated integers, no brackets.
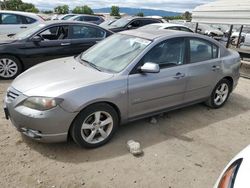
3,29,241,148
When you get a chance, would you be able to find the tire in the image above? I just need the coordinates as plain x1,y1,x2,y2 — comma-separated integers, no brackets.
0,55,22,80
206,79,231,108
70,103,119,148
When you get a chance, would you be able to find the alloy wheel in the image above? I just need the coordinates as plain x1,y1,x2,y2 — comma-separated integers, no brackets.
214,83,229,106
0,58,18,78
81,111,113,144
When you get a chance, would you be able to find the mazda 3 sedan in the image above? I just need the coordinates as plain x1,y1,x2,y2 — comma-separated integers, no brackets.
0,21,113,79
3,29,241,148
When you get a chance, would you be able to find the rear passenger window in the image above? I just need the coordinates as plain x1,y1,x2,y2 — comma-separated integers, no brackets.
84,17,99,21
24,16,36,24
70,25,105,39
189,39,219,63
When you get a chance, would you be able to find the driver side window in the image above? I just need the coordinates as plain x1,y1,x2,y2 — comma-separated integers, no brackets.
141,38,186,69
38,26,69,40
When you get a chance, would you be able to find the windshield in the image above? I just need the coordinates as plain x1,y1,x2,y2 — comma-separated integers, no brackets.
62,15,76,20
110,18,131,27
14,24,46,40
80,34,151,73
100,20,116,27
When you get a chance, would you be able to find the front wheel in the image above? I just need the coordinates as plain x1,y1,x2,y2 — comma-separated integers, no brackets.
0,55,22,79
70,103,119,148
206,79,231,108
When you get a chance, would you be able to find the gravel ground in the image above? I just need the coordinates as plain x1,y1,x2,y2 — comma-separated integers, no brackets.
0,78,250,188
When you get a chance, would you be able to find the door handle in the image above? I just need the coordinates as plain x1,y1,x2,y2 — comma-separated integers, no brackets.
61,43,71,46
20,26,27,29
212,65,221,71
173,72,185,79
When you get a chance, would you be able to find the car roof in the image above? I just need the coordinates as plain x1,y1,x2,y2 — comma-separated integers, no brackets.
0,10,44,21
0,10,39,17
149,23,189,28
120,29,194,40
41,20,101,26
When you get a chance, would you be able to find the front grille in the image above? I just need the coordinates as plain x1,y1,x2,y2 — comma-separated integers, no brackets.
6,88,20,102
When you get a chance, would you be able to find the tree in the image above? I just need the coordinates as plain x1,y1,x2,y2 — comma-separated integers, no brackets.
19,3,39,13
54,5,69,14
182,11,192,20
42,10,53,14
136,12,144,17
1,0,22,11
72,5,93,14
110,6,120,17
1,0,39,13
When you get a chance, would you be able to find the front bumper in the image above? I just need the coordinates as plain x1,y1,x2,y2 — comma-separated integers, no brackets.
3,87,78,143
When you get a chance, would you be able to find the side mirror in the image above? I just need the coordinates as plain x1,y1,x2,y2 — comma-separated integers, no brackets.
127,25,132,29
31,35,42,42
140,62,160,73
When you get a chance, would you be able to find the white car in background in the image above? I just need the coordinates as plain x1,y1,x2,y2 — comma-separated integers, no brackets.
0,10,44,35
138,23,193,33
214,145,250,188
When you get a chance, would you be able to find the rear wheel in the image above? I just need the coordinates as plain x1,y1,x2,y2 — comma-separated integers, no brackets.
206,79,231,108
0,55,22,79
71,103,119,148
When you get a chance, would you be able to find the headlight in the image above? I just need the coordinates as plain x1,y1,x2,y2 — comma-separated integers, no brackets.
22,97,63,111
218,158,243,188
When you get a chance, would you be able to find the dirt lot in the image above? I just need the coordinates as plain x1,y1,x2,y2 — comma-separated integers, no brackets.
0,78,250,188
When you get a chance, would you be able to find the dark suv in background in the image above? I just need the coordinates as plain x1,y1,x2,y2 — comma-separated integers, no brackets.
103,17,164,32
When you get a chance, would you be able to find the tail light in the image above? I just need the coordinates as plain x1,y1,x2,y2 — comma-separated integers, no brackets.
218,158,243,188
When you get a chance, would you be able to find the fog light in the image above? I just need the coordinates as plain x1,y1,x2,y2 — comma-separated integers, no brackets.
21,128,42,139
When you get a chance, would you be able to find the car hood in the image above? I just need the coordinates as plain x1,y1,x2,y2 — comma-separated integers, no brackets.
11,56,114,97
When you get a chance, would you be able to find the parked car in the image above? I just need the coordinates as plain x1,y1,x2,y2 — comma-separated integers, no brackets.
103,16,163,32
0,21,113,79
214,145,250,188
186,23,224,40
138,23,193,33
60,14,79,20
0,10,45,35
69,15,104,25
3,29,240,148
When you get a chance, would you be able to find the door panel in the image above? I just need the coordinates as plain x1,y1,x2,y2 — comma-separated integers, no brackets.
128,66,188,118
21,25,73,67
185,59,222,102
128,37,188,118
184,38,222,102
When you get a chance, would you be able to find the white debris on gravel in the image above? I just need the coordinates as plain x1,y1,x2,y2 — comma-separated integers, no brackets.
150,117,158,124
127,140,143,156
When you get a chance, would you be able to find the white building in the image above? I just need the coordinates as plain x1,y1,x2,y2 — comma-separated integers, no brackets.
192,0,250,25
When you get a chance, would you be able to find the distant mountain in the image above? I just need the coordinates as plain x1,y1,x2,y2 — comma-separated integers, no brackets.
93,7,181,17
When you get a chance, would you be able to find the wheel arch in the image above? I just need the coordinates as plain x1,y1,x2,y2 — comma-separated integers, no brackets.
223,76,234,92
68,101,122,138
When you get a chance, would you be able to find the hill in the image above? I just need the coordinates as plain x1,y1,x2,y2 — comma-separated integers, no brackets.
93,7,181,17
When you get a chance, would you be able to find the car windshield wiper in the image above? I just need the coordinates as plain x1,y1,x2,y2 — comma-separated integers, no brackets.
81,59,102,72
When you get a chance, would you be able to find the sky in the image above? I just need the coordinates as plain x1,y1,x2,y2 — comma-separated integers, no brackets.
22,0,216,12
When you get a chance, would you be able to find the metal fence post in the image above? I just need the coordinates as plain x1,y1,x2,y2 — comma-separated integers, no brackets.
195,23,199,33
226,25,233,48
237,25,244,48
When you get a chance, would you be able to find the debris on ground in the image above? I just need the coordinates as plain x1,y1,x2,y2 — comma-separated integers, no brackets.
127,140,143,156
150,117,158,124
